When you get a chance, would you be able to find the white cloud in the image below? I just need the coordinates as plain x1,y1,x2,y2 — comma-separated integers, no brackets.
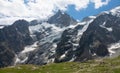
91,0,111,9
0,0,111,20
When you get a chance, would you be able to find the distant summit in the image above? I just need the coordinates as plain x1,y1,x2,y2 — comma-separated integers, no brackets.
48,10,77,27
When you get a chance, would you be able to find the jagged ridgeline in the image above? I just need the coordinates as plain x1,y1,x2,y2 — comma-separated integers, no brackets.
0,6,120,68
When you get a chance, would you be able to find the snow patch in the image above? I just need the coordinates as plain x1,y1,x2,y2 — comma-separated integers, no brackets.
108,42,120,56
0,26,4,29
47,58,55,64
106,28,112,31
69,55,76,62
110,6,120,17
100,25,112,32
21,42,38,53
60,54,66,59
51,43,57,53
14,55,21,65
78,19,94,36
92,53,97,56
15,55,28,64
77,22,86,25
20,57,28,63
102,11,109,14
15,42,38,64
60,51,68,60
102,22,106,26
88,16,96,19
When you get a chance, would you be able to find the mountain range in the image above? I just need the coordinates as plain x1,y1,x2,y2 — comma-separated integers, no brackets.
0,6,120,68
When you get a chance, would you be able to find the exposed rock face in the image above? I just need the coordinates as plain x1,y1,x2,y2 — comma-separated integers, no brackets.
54,15,95,63
29,20,42,26
1,20,33,53
25,11,78,65
0,45,15,68
26,42,56,65
0,20,33,67
55,28,78,62
75,13,120,61
54,6,120,62
48,10,77,27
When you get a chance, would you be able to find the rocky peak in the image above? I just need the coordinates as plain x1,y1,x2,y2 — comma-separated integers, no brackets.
47,10,77,27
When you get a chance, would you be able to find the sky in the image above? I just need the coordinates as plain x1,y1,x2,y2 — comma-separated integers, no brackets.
66,0,120,20
0,0,120,21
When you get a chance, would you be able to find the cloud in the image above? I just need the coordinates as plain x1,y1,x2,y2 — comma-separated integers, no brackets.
91,0,111,9
0,0,111,20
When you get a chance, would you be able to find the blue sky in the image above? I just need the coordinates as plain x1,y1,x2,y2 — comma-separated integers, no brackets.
66,0,120,20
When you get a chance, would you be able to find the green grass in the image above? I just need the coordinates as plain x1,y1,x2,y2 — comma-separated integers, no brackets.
0,56,120,73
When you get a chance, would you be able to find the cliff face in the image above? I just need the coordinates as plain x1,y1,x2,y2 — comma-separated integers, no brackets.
75,13,120,61
0,20,33,67
0,45,15,68
55,7,120,62
48,10,77,27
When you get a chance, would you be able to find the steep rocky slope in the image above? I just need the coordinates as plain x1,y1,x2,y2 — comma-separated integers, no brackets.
0,20,33,67
0,6,120,68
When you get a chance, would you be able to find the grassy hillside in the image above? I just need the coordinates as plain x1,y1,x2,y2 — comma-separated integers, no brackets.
0,56,120,73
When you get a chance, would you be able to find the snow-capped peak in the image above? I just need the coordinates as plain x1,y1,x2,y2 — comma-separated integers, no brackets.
88,16,96,19
110,6,120,17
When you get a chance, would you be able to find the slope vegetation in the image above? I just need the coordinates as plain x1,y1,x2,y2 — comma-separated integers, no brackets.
0,56,120,73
